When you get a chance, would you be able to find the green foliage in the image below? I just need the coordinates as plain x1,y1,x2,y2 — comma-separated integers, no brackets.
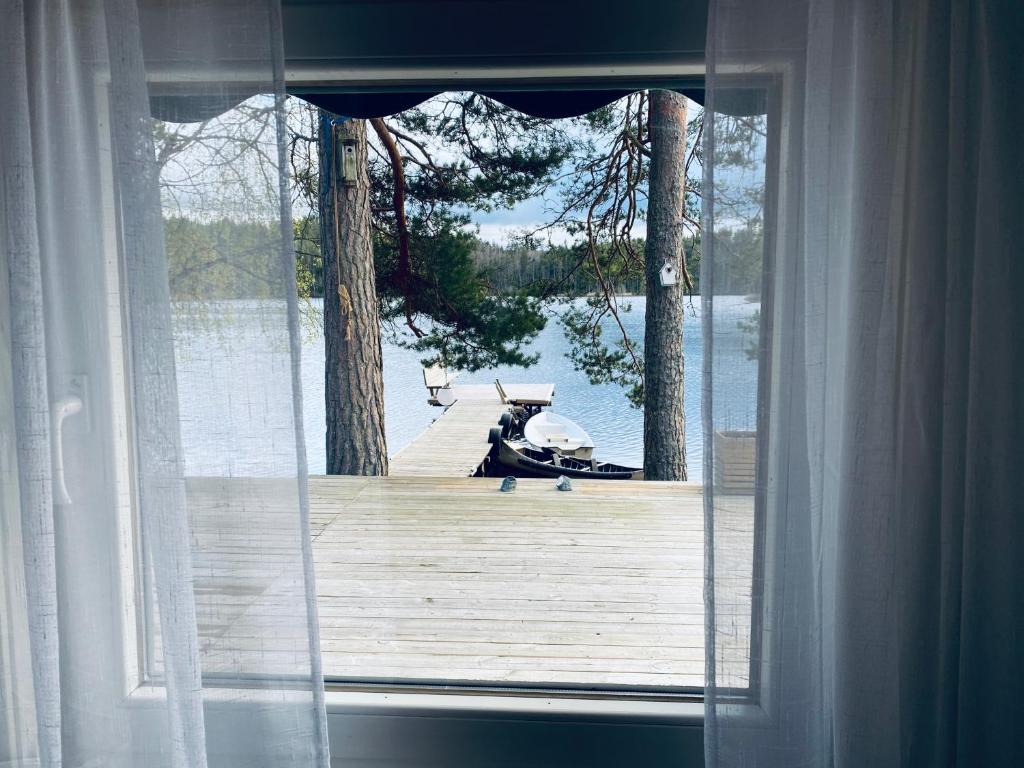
294,94,572,371
293,216,323,298
391,93,575,212
548,102,766,407
374,212,547,370
712,223,762,295
473,237,702,299
164,216,316,302
548,236,700,409
164,217,281,300
476,241,634,297
706,112,767,297
510,91,692,407
738,308,761,361
560,298,644,408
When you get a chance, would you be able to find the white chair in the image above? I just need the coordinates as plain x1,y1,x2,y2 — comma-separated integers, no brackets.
423,365,455,405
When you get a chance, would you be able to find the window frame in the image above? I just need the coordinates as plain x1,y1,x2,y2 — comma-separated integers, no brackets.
100,65,789,766
699,72,786,729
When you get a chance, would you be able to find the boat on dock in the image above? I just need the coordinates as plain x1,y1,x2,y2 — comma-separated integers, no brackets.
488,430,643,480
487,409,642,480
523,411,595,459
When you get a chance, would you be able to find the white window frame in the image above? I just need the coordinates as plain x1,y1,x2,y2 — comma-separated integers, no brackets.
94,63,794,766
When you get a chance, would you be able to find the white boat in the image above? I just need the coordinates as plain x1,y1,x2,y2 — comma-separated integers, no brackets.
523,411,595,459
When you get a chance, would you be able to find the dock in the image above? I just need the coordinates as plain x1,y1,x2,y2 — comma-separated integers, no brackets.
389,381,555,477
389,398,506,476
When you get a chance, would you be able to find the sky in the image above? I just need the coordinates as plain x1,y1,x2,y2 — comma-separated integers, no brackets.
459,94,710,248
470,191,579,247
157,94,763,241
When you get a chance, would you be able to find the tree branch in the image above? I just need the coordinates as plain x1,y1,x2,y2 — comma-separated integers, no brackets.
369,117,424,337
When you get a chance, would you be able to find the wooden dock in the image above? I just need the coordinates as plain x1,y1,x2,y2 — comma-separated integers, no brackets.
185,476,753,690
389,398,507,476
389,382,554,477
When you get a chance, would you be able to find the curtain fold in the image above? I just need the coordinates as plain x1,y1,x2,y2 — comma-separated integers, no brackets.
1,2,61,764
703,0,1023,765
1,1,329,765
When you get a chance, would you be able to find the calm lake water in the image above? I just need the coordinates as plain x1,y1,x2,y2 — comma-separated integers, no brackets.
174,296,760,483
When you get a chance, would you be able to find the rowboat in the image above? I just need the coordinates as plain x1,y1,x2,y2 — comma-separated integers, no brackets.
488,429,643,481
523,411,595,459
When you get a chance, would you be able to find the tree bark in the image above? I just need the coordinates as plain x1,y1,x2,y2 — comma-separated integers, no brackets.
643,90,688,481
319,113,388,475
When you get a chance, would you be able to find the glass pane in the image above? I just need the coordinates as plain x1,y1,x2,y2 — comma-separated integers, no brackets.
159,90,768,694
705,90,769,693
145,97,314,682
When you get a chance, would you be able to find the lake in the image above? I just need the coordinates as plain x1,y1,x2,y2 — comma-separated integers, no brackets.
174,296,760,483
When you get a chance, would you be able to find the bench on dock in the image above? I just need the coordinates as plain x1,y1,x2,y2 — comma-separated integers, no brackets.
423,365,456,405
495,379,555,411
422,367,554,410
401,377,555,476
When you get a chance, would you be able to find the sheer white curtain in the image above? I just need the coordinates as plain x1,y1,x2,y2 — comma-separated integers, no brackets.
703,0,1023,765
1,1,329,766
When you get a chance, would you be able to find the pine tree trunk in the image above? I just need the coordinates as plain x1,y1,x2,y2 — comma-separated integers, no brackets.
643,90,688,481
319,113,388,475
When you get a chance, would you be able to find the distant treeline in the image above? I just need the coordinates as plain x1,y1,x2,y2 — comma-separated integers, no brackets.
164,216,323,302
470,229,764,298
473,239,702,297
165,217,286,301
164,217,763,301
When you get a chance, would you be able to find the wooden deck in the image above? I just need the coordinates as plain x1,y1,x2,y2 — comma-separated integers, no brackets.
184,476,754,690
452,382,555,406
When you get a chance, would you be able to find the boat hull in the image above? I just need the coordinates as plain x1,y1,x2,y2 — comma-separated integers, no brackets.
494,438,643,481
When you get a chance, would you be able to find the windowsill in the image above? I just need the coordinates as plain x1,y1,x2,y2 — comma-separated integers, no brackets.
126,681,704,725
324,688,705,725
323,688,708,767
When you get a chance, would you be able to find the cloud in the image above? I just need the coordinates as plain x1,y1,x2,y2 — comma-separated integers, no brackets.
468,222,575,246
466,219,648,248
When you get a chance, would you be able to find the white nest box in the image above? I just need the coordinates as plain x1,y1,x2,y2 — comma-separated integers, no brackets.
659,262,678,287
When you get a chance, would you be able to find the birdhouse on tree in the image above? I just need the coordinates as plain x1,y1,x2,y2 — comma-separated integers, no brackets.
659,261,678,287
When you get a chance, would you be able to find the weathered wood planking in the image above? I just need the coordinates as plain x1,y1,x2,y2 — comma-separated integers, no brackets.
436,382,555,404
183,476,753,690
393,382,555,476
388,397,507,476
308,476,750,688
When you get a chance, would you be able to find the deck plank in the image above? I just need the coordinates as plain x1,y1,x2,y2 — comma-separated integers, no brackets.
183,476,753,689
307,476,738,688
389,397,507,476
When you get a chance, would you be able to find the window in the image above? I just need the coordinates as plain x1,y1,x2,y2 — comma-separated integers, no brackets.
110,86,772,713
99,85,726,766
